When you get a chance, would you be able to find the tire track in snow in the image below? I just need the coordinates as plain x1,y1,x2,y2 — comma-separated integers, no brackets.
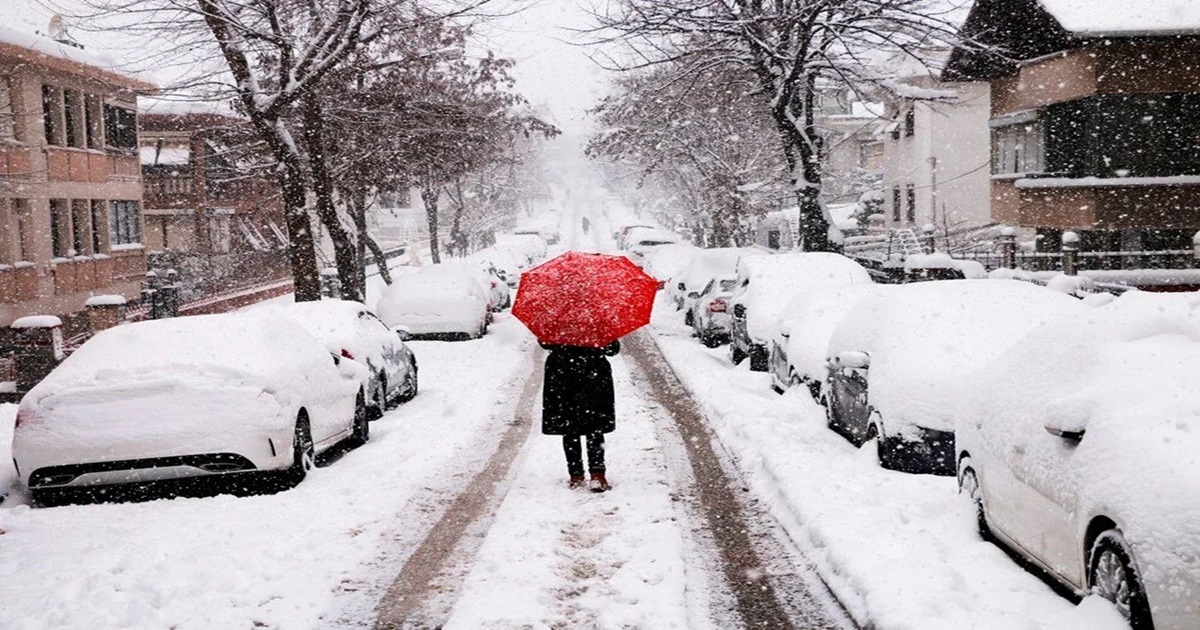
624,331,855,629
371,348,545,629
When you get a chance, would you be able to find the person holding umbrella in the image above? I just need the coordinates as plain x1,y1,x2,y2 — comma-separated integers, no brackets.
540,340,620,491
512,251,660,493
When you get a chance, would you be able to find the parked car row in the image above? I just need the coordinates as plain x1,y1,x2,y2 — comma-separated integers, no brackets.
12,300,420,506
678,258,1199,628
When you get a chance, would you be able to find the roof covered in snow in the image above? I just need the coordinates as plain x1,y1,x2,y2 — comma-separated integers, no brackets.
0,23,153,91
1037,0,1200,36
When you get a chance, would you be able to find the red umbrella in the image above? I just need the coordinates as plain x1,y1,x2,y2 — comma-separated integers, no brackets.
513,251,659,347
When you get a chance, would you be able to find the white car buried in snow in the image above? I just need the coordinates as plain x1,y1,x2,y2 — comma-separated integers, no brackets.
12,313,368,505
377,272,491,340
957,291,1200,630
253,299,419,419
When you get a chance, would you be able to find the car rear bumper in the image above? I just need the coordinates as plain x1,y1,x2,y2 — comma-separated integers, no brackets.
25,453,262,488
880,428,955,476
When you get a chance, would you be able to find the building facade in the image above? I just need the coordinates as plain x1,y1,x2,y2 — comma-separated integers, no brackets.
946,0,1200,255
881,80,992,232
0,25,152,330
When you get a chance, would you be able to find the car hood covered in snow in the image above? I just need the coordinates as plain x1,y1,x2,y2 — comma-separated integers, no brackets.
828,280,1087,433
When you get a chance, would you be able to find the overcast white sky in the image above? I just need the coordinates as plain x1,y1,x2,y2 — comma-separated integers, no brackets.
481,0,608,136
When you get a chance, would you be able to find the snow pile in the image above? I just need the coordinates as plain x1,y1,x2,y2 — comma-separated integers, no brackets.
827,280,1086,433
780,284,890,385
732,253,873,342
84,295,128,307
10,316,63,329
960,291,1200,616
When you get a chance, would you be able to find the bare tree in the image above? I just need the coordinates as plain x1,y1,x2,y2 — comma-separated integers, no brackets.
592,1,961,252
589,64,787,246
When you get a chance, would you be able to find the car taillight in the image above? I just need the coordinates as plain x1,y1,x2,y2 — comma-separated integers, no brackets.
341,348,355,361
491,280,497,288
709,299,727,313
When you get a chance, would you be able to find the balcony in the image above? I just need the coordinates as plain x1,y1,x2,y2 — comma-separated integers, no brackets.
0,264,39,304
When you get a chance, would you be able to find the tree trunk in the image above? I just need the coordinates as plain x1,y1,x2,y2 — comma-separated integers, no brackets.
302,93,362,302
447,179,468,257
250,116,321,301
421,186,442,264
348,187,374,291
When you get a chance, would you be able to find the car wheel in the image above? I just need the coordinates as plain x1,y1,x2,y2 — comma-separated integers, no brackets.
957,463,990,540
397,358,419,403
749,346,769,372
730,344,747,365
371,372,387,419
283,411,315,486
351,391,370,446
1090,531,1153,629
684,310,694,327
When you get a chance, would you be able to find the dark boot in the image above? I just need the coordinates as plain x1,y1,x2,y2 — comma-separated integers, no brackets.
568,475,586,489
588,472,611,493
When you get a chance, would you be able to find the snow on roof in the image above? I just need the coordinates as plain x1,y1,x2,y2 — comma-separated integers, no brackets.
139,145,190,166
1038,0,1200,36
0,23,152,90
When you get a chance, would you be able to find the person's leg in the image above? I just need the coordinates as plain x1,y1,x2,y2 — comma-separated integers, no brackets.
585,432,606,473
586,432,611,492
562,434,585,482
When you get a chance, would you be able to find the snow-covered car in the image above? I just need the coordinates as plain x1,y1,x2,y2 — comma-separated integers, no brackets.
470,246,525,287
729,253,872,372
615,223,654,249
377,272,491,340
419,261,505,313
824,280,1087,475
688,274,739,347
496,233,548,265
956,292,1200,630
12,313,368,504
767,284,885,398
640,242,696,285
672,247,765,320
625,228,683,266
253,300,419,418
513,227,559,246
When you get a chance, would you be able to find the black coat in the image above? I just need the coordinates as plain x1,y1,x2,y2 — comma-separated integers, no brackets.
540,341,620,436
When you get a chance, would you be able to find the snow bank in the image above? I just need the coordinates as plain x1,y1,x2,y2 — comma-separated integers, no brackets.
827,280,1086,433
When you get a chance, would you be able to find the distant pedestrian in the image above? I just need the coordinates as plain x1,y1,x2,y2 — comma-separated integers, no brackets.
581,216,591,234
540,340,620,492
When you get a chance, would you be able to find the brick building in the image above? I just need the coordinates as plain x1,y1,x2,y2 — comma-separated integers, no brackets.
0,24,152,332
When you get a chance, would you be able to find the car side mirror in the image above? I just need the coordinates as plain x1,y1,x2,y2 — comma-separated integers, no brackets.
394,326,412,342
677,282,686,291
688,291,700,299
1044,421,1085,442
834,350,870,370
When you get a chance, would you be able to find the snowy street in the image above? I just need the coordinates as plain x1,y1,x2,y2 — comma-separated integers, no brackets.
0,211,1137,630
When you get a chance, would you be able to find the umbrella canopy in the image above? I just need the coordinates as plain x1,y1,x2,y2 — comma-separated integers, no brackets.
513,251,659,347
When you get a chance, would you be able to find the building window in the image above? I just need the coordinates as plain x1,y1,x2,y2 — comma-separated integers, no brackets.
84,95,103,149
891,187,901,222
109,200,140,245
767,229,781,250
63,89,85,148
904,106,916,137
103,104,137,151
50,198,71,257
71,200,91,254
905,184,916,224
90,200,107,253
42,85,63,146
209,214,232,253
992,122,1044,175
13,199,32,262
0,76,14,141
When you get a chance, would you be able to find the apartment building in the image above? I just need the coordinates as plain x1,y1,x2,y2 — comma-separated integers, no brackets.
0,24,153,331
